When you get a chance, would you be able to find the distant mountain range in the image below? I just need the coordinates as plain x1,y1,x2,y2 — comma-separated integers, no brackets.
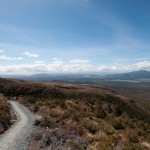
15,73,101,82
1,70,150,82
106,70,150,80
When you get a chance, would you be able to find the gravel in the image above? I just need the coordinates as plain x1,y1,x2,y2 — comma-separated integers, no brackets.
0,101,35,150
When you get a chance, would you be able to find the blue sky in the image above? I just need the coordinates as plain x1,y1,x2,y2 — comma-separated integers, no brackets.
0,0,150,74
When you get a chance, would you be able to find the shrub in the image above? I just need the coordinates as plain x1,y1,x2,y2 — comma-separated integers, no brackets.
103,126,115,135
49,110,60,118
82,119,99,134
94,109,107,119
27,97,36,104
66,140,84,150
112,119,125,130
126,129,139,143
91,135,117,150
123,143,150,150
42,116,57,128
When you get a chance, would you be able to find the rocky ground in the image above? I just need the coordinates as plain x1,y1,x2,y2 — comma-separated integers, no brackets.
28,127,88,150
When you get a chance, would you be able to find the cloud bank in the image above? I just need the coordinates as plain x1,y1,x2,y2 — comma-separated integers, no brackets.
0,59,150,74
0,50,5,53
23,52,39,58
97,61,150,72
0,55,23,60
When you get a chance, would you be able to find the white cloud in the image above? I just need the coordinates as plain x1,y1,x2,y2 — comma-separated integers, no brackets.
0,50,5,53
0,55,23,60
97,61,150,72
23,52,39,58
134,58,149,61
69,59,89,64
134,61,150,69
0,59,92,74
1,60,150,74
68,59,91,72
52,58,63,61
113,58,129,62
34,60,44,64
48,60,64,72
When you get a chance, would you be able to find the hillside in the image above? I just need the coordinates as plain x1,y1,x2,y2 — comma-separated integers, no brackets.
106,70,150,80
2,70,150,82
0,78,150,149
0,95,12,134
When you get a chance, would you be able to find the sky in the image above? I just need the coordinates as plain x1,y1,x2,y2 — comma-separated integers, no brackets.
0,0,150,74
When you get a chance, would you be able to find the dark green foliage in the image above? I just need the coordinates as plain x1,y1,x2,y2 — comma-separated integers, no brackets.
27,97,36,103
112,120,125,130
94,109,107,119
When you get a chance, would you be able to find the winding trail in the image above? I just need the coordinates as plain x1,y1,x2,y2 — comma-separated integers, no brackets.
0,101,35,150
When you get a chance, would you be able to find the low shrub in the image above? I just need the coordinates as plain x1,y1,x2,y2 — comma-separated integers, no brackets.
125,129,139,143
82,119,99,134
123,143,150,150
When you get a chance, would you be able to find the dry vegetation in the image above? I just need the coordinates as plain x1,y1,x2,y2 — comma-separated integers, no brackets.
100,81,150,111
0,94,11,134
0,78,150,149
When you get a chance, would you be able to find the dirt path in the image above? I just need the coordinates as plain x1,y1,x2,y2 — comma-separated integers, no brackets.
0,101,35,150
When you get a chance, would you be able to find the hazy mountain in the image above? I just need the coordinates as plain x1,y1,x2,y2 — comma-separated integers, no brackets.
7,73,102,83
106,70,150,80
1,70,150,83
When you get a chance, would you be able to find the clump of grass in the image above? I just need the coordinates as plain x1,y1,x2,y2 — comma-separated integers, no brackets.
49,110,60,118
42,116,57,128
94,109,107,119
125,129,139,143
66,140,84,150
103,126,115,135
81,119,99,134
88,134,117,150
123,142,150,150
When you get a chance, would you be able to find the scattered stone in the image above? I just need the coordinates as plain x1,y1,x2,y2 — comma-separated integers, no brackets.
28,128,88,150
34,115,43,126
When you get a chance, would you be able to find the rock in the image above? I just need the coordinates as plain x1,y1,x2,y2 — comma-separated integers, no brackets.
28,128,88,150
34,115,43,126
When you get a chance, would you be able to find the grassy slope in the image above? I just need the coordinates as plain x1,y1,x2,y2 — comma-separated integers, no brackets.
0,78,150,149
100,81,150,111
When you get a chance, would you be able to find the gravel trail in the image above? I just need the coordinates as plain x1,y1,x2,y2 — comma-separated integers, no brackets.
0,101,35,150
